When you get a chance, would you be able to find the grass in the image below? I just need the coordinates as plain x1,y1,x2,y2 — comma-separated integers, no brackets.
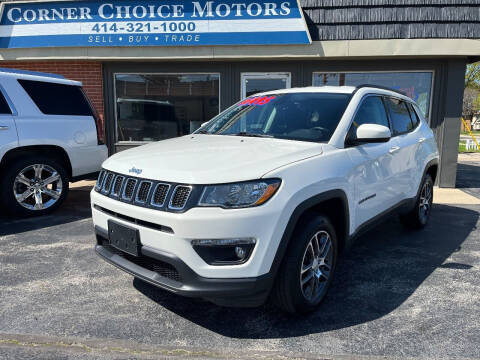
459,140,480,153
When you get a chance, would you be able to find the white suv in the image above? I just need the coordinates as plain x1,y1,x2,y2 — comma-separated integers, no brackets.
0,68,107,217
91,85,439,313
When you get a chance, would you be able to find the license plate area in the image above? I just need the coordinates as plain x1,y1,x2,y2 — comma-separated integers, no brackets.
108,220,140,257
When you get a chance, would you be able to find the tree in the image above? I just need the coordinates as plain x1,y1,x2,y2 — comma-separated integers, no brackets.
463,87,480,120
465,62,480,90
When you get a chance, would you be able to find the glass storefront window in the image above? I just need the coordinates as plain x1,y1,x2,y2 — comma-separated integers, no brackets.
114,73,220,142
312,71,433,120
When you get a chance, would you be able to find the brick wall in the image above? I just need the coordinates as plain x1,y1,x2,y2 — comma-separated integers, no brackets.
0,60,104,127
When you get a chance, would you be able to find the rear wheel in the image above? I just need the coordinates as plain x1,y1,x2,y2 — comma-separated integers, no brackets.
1,155,69,217
272,214,338,313
401,174,433,229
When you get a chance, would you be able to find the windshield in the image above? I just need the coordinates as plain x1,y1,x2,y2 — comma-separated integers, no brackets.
197,92,352,142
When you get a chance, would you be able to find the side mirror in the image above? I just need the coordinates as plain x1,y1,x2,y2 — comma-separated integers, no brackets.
354,124,391,143
201,121,209,127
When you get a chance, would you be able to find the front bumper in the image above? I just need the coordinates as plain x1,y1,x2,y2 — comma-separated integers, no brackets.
91,189,286,278
95,226,272,307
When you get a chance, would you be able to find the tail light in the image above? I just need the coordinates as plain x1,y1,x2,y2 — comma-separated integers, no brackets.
81,88,104,145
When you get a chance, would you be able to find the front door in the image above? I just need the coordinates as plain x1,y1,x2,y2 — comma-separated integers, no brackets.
345,95,400,230
241,73,291,99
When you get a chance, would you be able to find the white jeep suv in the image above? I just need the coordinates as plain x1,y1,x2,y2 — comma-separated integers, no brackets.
91,85,439,313
0,68,107,217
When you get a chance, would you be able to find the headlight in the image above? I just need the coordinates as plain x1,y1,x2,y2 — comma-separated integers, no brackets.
198,179,281,208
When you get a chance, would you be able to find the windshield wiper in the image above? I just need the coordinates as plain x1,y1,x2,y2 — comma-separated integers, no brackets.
233,132,273,138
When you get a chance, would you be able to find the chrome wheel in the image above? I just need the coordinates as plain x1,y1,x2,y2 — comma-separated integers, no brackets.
300,230,333,302
13,164,63,211
418,181,432,224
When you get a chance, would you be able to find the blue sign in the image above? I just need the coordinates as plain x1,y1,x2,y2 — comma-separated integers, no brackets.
0,0,311,48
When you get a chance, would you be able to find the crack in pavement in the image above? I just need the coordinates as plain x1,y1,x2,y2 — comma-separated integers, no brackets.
1,333,480,360
0,333,325,360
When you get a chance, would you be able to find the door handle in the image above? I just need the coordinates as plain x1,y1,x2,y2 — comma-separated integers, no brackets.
418,137,426,143
389,146,400,154
0,126,8,131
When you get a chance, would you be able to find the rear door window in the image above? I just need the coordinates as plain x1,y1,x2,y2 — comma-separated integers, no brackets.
385,97,413,135
18,79,93,116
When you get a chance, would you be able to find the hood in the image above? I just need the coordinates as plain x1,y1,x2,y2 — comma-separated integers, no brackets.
103,135,323,184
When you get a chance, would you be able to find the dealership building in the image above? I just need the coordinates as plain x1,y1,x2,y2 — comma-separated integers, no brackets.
0,0,479,187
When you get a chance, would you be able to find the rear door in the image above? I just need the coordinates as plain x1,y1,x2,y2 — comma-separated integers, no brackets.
346,95,400,229
384,97,418,200
0,84,18,158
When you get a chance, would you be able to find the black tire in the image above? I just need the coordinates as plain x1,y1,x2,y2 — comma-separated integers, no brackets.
0,155,69,217
400,174,434,229
272,214,338,313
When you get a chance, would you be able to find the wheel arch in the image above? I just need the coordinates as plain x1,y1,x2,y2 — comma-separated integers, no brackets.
0,145,72,179
425,160,438,185
269,189,350,279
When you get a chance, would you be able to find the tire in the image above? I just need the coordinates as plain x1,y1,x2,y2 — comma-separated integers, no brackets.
0,155,69,217
400,174,434,229
272,214,338,313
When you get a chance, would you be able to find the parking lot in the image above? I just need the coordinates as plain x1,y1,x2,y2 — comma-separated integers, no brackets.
1,180,480,360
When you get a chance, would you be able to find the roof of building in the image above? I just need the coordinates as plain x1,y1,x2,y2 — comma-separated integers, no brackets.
301,0,480,41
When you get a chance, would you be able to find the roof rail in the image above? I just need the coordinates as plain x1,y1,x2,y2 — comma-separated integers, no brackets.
0,68,65,80
354,84,408,97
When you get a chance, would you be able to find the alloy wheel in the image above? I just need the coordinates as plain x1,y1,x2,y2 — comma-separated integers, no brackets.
300,230,333,302
13,164,63,211
418,181,432,224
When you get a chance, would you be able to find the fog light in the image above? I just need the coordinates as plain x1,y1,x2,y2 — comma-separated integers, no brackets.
191,238,256,265
235,246,246,260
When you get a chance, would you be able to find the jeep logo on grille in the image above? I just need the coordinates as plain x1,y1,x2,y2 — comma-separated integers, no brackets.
129,167,142,175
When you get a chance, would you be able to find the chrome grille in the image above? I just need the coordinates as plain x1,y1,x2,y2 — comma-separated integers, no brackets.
122,178,137,201
95,170,194,212
151,183,170,207
111,176,124,197
95,170,105,191
102,172,114,194
169,186,192,210
135,181,152,203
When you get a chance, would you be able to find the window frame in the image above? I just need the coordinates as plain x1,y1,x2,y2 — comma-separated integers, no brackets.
113,72,221,145
311,70,435,122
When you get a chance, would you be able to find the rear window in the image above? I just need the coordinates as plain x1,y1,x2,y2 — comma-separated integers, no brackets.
18,79,93,116
407,103,421,128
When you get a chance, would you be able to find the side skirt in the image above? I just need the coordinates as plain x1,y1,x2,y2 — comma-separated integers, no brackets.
348,197,416,243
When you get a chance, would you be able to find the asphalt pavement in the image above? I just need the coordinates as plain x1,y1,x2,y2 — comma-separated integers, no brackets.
0,185,479,359
457,152,480,199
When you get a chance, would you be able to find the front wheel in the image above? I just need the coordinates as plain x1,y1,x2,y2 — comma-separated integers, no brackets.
401,174,434,229
1,156,69,217
272,215,338,313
